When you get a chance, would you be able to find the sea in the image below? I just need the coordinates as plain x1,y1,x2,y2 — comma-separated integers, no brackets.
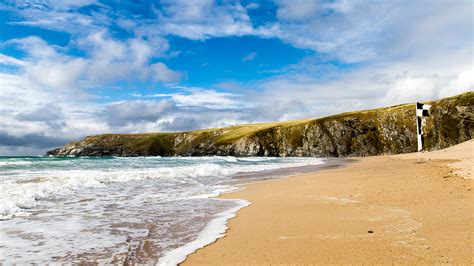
0,156,326,265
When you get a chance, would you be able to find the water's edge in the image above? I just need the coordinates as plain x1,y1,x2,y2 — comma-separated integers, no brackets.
0,156,351,264
157,198,250,266
158,158,353,266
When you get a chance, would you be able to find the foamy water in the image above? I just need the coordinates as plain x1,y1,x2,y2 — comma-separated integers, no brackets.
0,156,324,264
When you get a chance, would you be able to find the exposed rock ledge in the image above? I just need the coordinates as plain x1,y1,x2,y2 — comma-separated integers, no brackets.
47,92,473,157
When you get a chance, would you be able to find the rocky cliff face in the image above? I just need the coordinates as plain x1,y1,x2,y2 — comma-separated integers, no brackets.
47,92,473,157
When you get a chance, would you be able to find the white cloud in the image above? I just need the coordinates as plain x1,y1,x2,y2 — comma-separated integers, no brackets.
170,88,242,109
0,32,181,154
150,0,255,40
81,31,128,61
10,0,97,10
103,100,175,126
5,0,471,67
47,0,97,9
253,60,473,120
322,0,351,13
379,77,438,105
28,58,87,91
160,0,215,21
440,69,474,98
151,63,181,83
6,32,179,89
8,36,57,59
245,3,260,10
378,66,473,106
137,86,245,110
242,52,257,62
78,31,175,83
4,4,102,34
1,0,473,155
0,54,27,67
267,0,473,65
0,70,102,155
276,0,318,21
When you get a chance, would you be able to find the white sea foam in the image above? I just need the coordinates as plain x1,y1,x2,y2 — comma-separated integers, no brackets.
0,161,34,166
0,157,323,220
157,199,251,266
0,156,324,263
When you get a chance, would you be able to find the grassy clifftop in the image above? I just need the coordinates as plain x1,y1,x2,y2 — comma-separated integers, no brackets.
47,92,473,157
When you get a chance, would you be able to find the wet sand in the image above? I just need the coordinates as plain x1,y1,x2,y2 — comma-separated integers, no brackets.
184,140,474,264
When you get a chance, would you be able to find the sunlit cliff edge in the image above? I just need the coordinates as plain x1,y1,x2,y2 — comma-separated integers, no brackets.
47,92,473,157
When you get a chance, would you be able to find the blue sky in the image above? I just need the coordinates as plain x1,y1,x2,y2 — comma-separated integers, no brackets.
0,0,472,155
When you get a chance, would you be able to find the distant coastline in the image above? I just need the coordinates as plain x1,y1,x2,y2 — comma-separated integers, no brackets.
47,92,473,158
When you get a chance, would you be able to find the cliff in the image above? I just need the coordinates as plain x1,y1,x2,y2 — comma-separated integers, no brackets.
47,92,473,157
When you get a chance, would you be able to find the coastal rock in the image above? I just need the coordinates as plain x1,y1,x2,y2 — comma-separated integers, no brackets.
46,92,474,157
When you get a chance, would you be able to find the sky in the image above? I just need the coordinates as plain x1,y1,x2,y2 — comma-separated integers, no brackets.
0,0,473,155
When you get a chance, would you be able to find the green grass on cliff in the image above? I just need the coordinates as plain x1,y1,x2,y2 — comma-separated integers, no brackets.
75,91,473,154
214,118,315,143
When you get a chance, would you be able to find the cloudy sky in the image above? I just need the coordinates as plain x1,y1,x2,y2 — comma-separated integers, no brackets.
0,0,472,155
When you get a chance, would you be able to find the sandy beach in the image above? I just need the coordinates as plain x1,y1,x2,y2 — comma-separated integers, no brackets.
184,140,473,264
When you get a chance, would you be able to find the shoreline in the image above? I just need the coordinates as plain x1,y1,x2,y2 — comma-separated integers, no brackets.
183,140,474,264
157,198,251,266
157,157,350,266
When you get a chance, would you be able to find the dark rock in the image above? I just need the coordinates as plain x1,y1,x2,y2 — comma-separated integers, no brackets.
46,92,474,157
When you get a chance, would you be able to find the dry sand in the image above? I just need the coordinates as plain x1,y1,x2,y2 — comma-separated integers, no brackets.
183,140,473,265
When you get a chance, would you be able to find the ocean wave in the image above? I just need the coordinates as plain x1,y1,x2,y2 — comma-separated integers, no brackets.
0,161,34,166
0,156,325,264
0,157,323,220
0,163,229,220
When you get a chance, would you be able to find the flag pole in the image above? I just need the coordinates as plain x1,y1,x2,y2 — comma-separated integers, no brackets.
415,102,431,163
416,106,420,163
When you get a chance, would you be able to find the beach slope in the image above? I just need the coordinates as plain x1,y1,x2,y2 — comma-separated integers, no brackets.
184,140,473,264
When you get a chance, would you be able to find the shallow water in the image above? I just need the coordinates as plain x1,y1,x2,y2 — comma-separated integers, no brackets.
0,156,324,264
